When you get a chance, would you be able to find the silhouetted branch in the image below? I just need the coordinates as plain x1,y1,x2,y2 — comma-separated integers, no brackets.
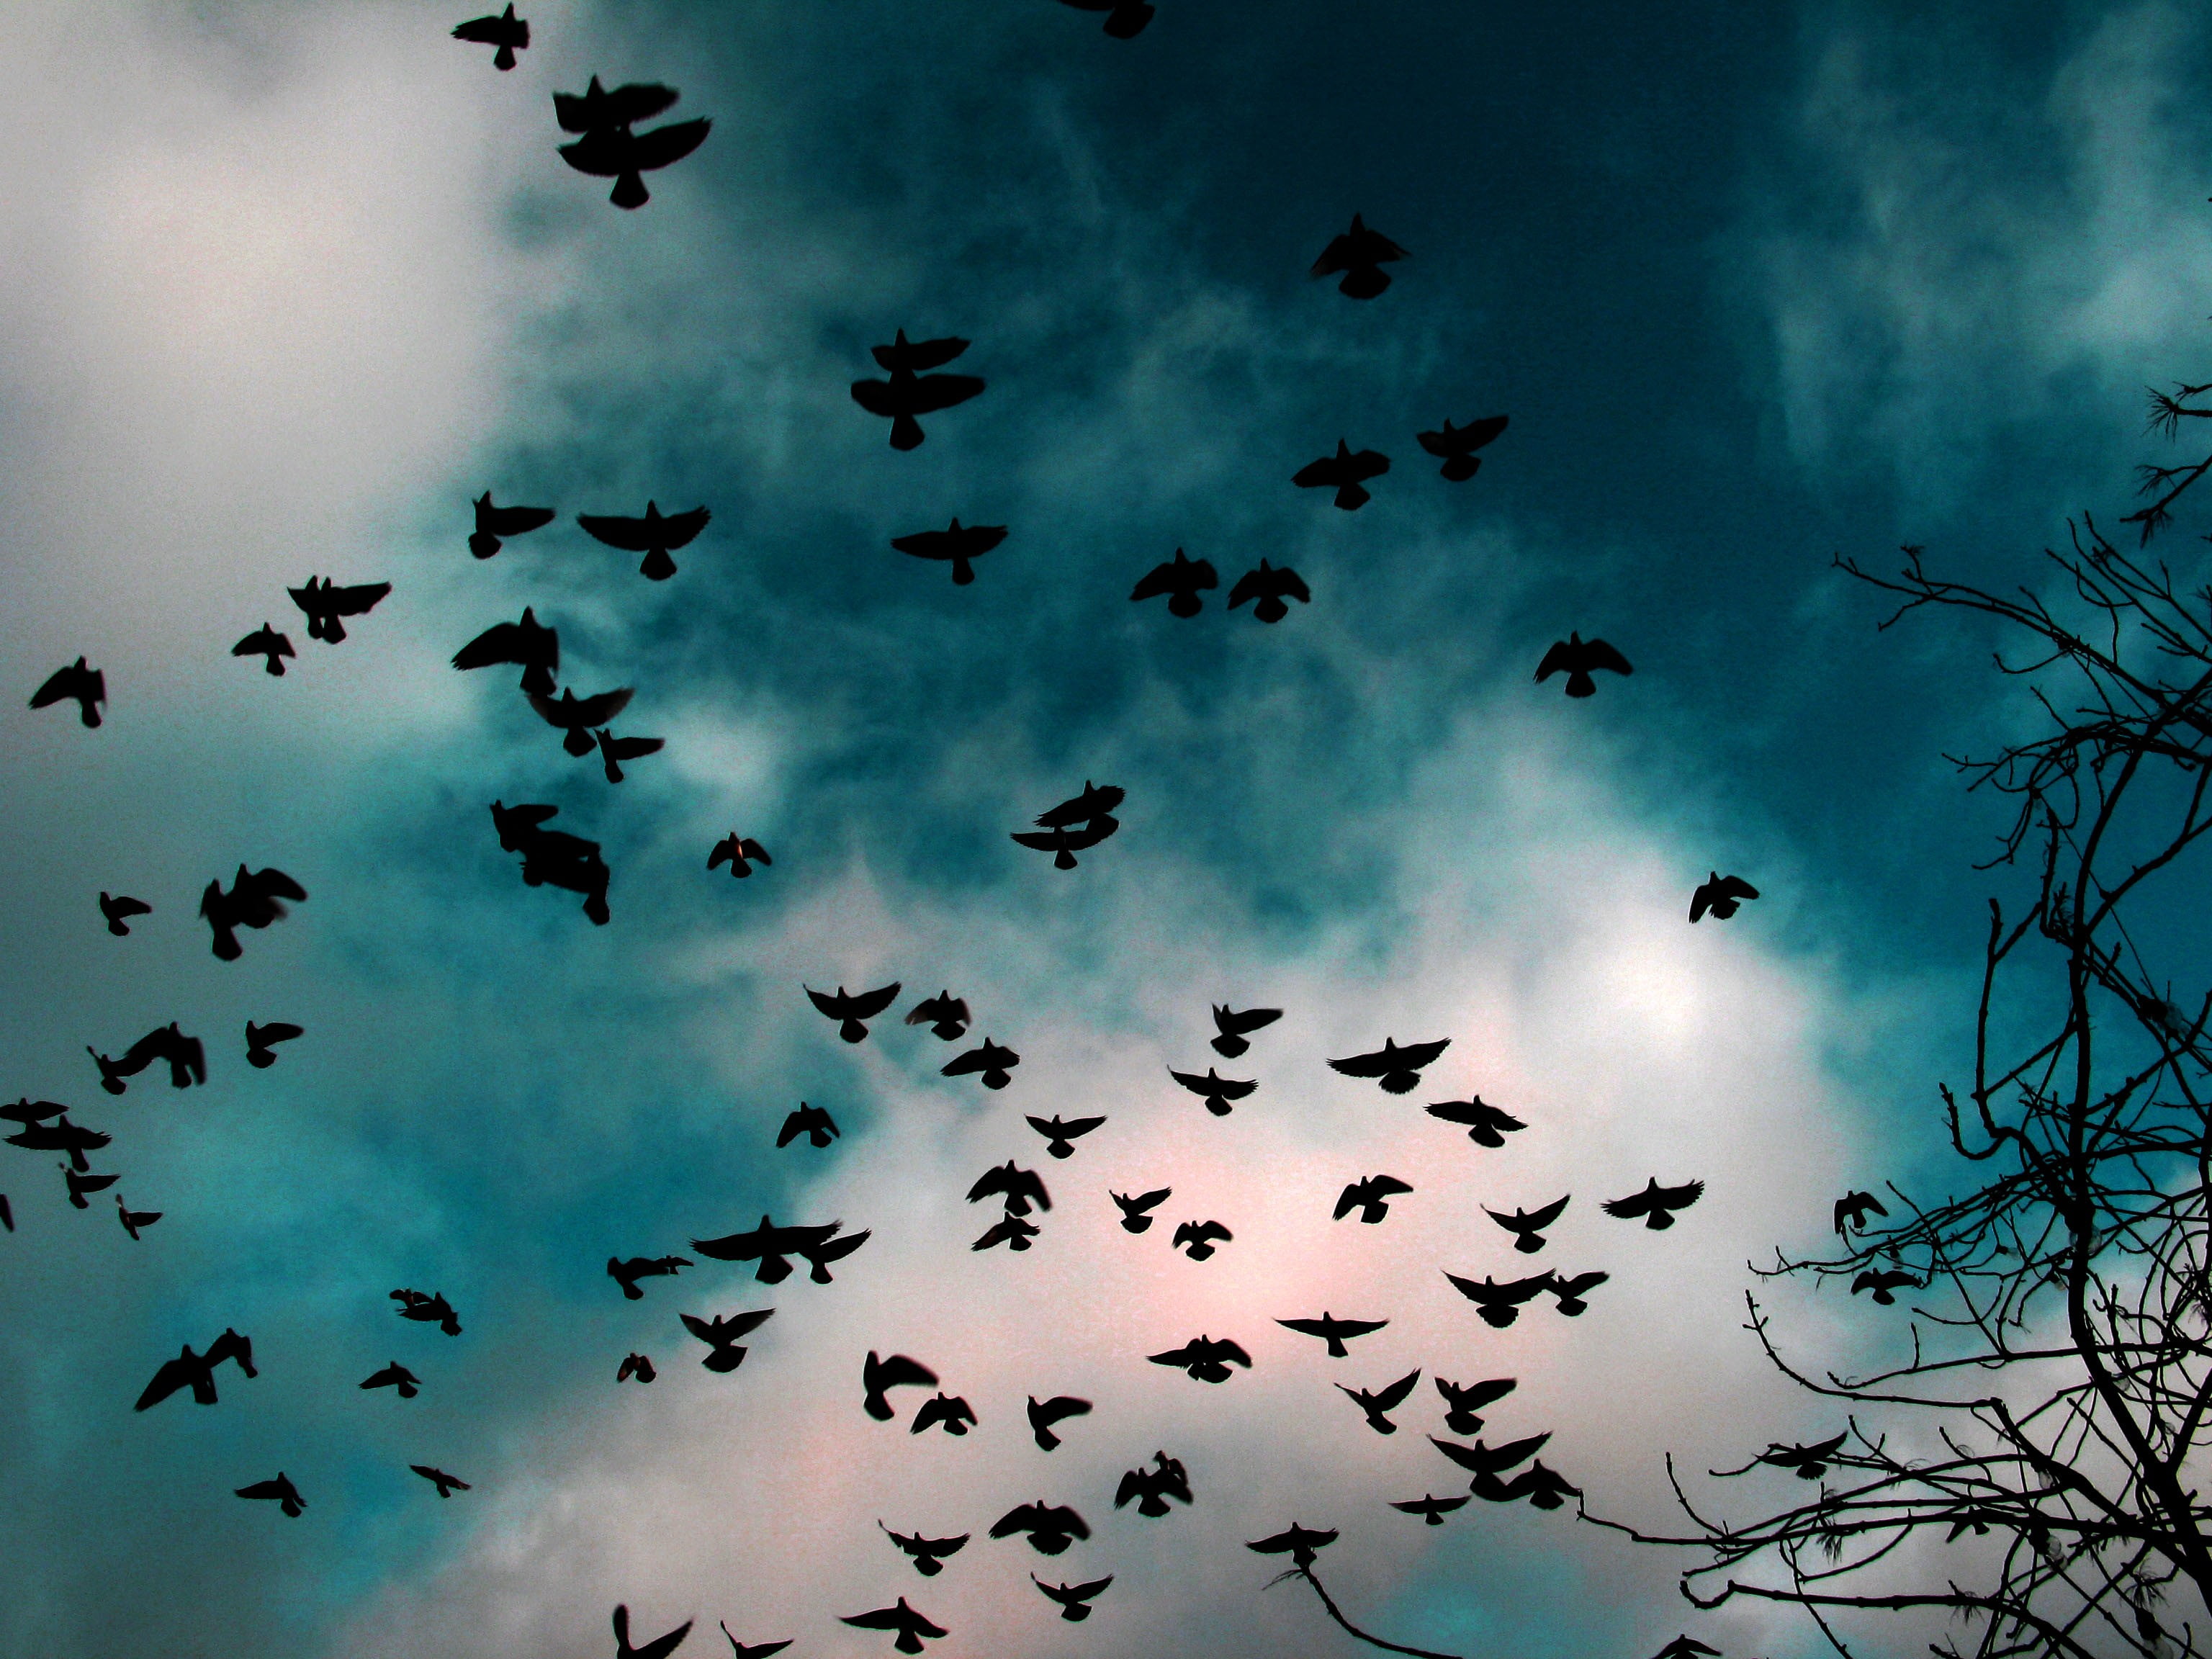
1267,1565,1466,1659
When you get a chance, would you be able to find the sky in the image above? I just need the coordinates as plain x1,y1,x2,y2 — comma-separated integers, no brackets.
1,2,2209,1656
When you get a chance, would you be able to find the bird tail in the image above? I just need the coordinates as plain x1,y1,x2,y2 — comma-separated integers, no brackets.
639,548,677,581
1441,456,1480,482
468,531,502,559
889,413,925,451
493,43,516,70
563,729,597,757
610,171,649,210
521,662,554,696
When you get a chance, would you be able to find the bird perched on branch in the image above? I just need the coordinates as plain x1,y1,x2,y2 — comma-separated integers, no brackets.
777,1103,839,1149
1111,1187,1170,1233
1130,549,1218,617
1689,872,1759,922
991,1500,1089,1555
245,1021,302,1069
289,576,390,644
98,891,151,935
612,1604,694,1659
1210,1003,1282,1058
839,1598,945,1655
1148,1334,1251,1382
1416,414,1509,482
1226,559,1310,624
235,1473,305,1517
1444,1269,1554,1328
708,832,770,878
1172,1218,1232,1261
904,992,968,1040
577,503,711,580
1034,1574,1115,1622
1170,1066,1255,1118
1485,1194,1569,1252
1535,631,1632,698
200,865,307,961
942,1038,1019,1089
851,332,986,451
806,982,902,1043
1602,1177,1704,1229
910,1393,976,1437
464,491,554,559
1426,1095,1526,1146
1025,1113,1104,1159
1310,214,1406,298
1435,1375,1516,1437
1834,1190,1888,1236
359,1362,420,1398
1329,1036,1449,1095
1114,1449,1192,1516
893,518,1004,585
451,5,528,69
453,608,559,695
862,1351,939,1421
232,624,295,676
1279,1311,1388,1358
683,1308,773,1372
390,1287,462,1336
30,657,104,726
556,84,711,210
881,1522,968,1577
1335,1174,1413,1224
1027,1394,1092,1452
136,1328,256,1411
1294,439,1390,510
1339,1367,1422,1434
1058,0,1154,37
412,1465,470,1498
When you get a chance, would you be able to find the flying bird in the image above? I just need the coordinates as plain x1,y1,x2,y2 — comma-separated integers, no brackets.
1689,873,1760,922
1210,1003,1282,1058
232,624,295,676
795,1228,871,1284
529,685,635,755
806,981,902,1043
1169,1066,1255,1117
690,1215,846,1284
454,608,559,696
1535,631,1633,697
1430,1431,1551,1480
559,109,711,210
880,1522,968,1577
1226,559,1310,624
554,76,678,133
683,1308,774,1372
1172,1218,1232,1261
1113,1450,1192,1516
1034,781,1125,830
617,1352,657,1384
451,5,528,69
60,1166,117,1208
891,518,1006,585
942,1038,1019,1089
1010,819,1115,870
577,503,711,580
1310,213,1406,298
967,1161,1051,1215
1435,1375,1517,1437
1853,1269,1921,1305
0,1098,66,1125
1335,1174,1413,1224
1293,439,1390,510
9,1114,109,1169
1601,1177,1705,1230
1058,0,1153,37
97,891,151,935
910,1393,977,1437
1425,1095,1526,1146
1025,1114,1105,1159
1416,414,1509,481
1835,1190,1889,1236
1148,1335,1251,1383
1111,1187,1170,1233
904,991,969,1040
1130,548,1218,617
1757,1433,1848,1480
1034,1573,1115,1622
200,865,307,961
89,1022,205,1093
1393,1493,1472,1526
839,1599,946,1655
390,1288,462,1336
1328,1036,1449,1095
1248,1521,1338,1570
489,801,611,925
0,1195,12,1232
716,1625,790,1659
1444,1270,1555,1328
288,576,390,644
1546,1269,1609,1316
707,833,770,878
863,1351,940,1421
1485,1194,1570,1253
411,1464,470,1498
465,491,554,559
30,657,104,726
1278,1312,1388,1358
991,1500,1089,1555
114,1195,161,1239
360,1362,421,1398
1650,1640,1722,1659
850,331,986,450
1473,1458,1581,1510
777,1102,839,1149
964,1212,1029,1257
1339,1367,1423,1434
613,1604,695,1659
235,1473,305,1517
245,1020,302,1069
136,1328,257,1411
1026,1394,1092,1452
608,1255,691,1300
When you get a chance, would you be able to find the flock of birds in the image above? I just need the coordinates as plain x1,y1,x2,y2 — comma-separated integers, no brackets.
2,7,1899,1657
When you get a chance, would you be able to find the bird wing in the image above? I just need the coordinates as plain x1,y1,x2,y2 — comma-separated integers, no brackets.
1332,1183,1364,1220
1012,1169,1051,1209
1276,1317,1331,1339
1372,1174,1414,1198
1309,234,1356,277
256,1022,305,1045
452,621,529,670
873,334,971,372
1292,454,1345,488
1326,1048,1392,1078
451,17,511,45
688,1226,770,1261
485,504,555,535
901,373,986,415
1654,1179,1706,1210
1128,1187,1170,1210
567,688,635,725
1393,1038,1450,1069
655,505,712,548
1225,567,1267,608
576,513,655,551
965,1165,1011,1202
1601,1185,1656,1218
134,1355,195,1411
1716,876,1759,902
326,581,391,616
1371,1367,1423,1410
1346,448,1390,479
1416,428,1452,458
1035,1395,1091,1426
990,1503,1045,1537
1520,1193,1570,1229
1534,641,1574,681
1224,1005,1282,1035
1129,560,1184,601
632,1619,698,1659
873,1353,939,1391
1551,1270,1609,1296
846,981,902,1019
1583,638,1632,675
630,117,713,171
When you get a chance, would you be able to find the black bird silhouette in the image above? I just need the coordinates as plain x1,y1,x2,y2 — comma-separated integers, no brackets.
466,492,554,559
892,519,1007,587
451,4,528,68
1034,781,1125,830
1311,214,1407,298
1835,1190,1889,1236
0,1097,66,1125
1392,1492,1471,1526
577,503,711,580
1034,1573,1115,1621
1026,1394,1092,1451
245,1020,302,1069
1650,1640,1722,1659
796,1228,871,1283
618,1352,657,1383
1335,1174,1413,1224
1602,1178,1704,1230
0,1195,12,1231
412,1464,471,1498
863,1351,940,1421
1473,1459,1581,1509
454,608,559,696
1430,1430,1550,1480
904,991,969,1040
1130,549,1218,617
1435,1376,1517,1437
1546,1269,1609,1316
1339,1367,1422,1434
530,686,635,756
1248,1522,1338,1570
1293,440,1390,510
613,1604,695,1659
881,1521,968,1576
1279,1312,1388,1358
89,1022,204,1094
559,105,711,210
391,1287,462,1336
136,1328,256,1411
1535,631,1633,698
1112,1187,1170,1233
114,1195,162,1239
911,1393,977,1436
1058,0,1153,37
236,1473,305,1517
1010,819,1115,870
232,624,295,676
777,1102,840,1149
8,1113,109,1169
1689,872,1760,922
1444,1269,1555,1328
704,832,771,880
30,657,104,726
717,1624,791,1659
1756,1433,1848,1479
1853,1269,1921,1305
807,982,902,1043
1148,1335,1251,1383
289,576,390,644
1169,1066,1255,1117
851,332,986,451
840,1598,946,1655
592,727,665,785
490,801,611,925
98,891,151,935
60,1166,117,1208
1485,1194,1570,1253
683,1308,773,1372
1025,1114,1104,1159
967,1161,1051,1216
1328,1036,1449,1095
200,865,307,961
554,76,678,133
943,1038,1019,1089
691,1215,846,1284
1210,1003,1282,1058
992,1500,1089,1555
1416,414,1509,482
608,1254,691,1300
1425,1095,1526,1146
1226,559,1310,624
360,1362,420,1398
1172,1219,1232,1261
1114,1449,1192,1516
